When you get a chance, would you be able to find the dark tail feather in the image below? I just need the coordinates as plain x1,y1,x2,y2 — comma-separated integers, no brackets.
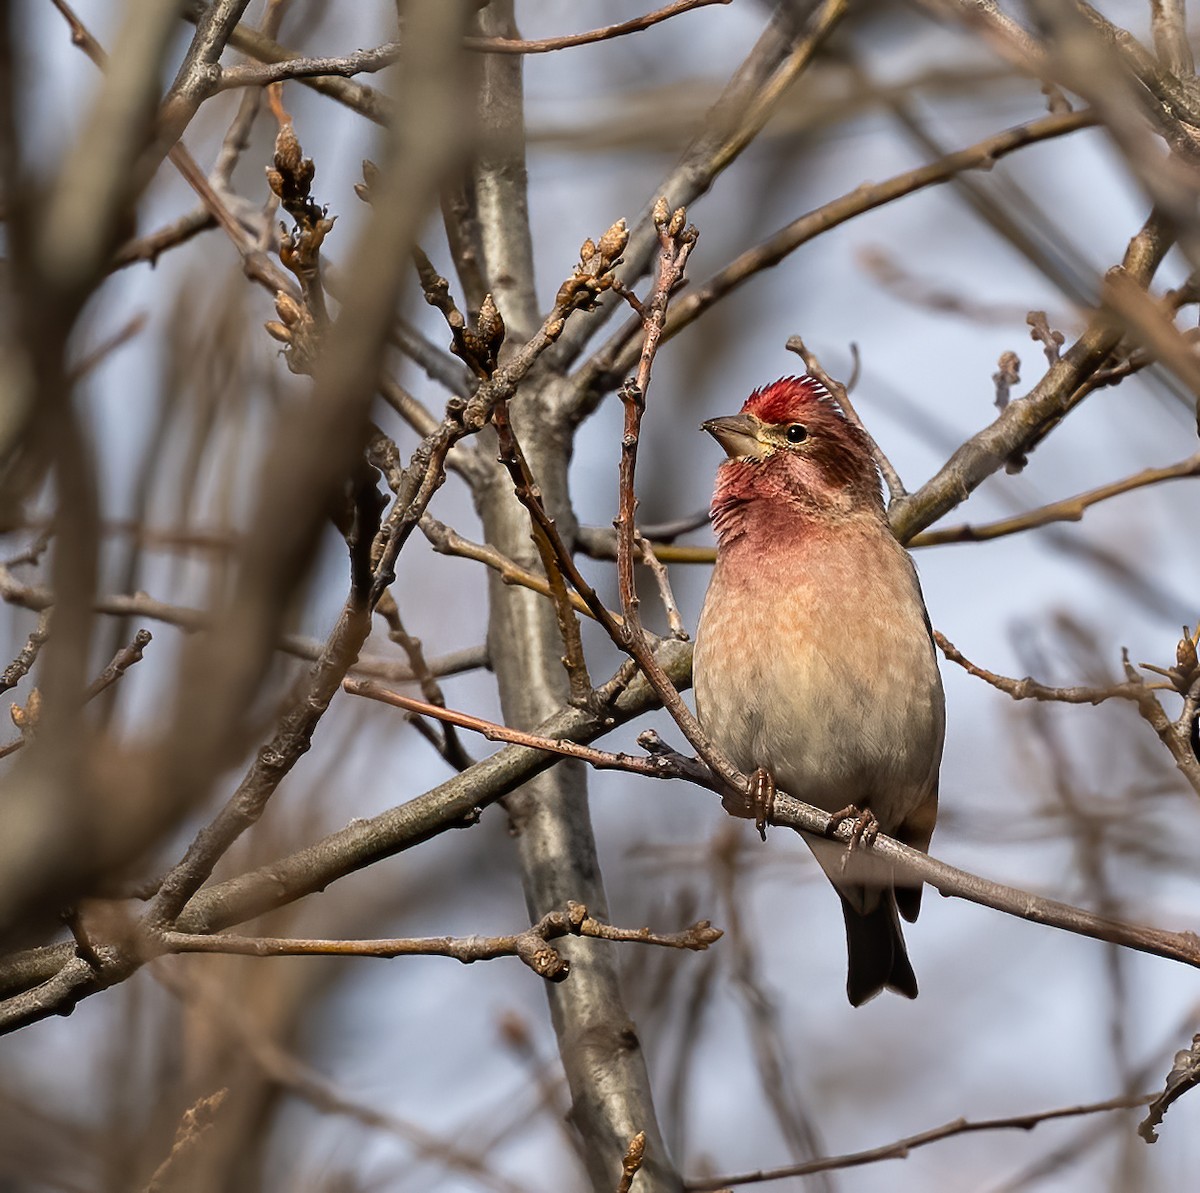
840,890,918,1007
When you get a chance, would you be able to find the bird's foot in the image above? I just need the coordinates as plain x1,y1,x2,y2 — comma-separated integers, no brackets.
828,805,880,853
721,767,775,842
749,767,775,842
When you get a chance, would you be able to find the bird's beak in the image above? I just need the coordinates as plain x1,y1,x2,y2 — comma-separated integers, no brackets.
701,413,768,461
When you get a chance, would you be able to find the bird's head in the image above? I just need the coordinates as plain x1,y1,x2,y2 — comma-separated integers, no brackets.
703,376,883,542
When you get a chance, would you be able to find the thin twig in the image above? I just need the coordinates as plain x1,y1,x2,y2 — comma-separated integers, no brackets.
0,613,51,694
374,592,473,770
912,454,1200,546
154,964,527,1193
0,628,153,759
463,0,729,54
143,1089,228,1193
342,680,716,789
935,632,1171,705
576,109,1096,398
636,533,688,639
685,1093,1155,1189
420,515,619,625
85,628,152,699
157,903,721,985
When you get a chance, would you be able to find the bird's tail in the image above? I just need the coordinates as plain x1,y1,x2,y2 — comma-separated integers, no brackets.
839,890,918,1007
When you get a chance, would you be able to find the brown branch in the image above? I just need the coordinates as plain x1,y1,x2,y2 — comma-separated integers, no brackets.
110,207,216,270
936,631,1200,794
182,3,392,124
636,534,688,639
0,561,485,681
604,205,749,807
421,515,609,622
216,43,402,89
685,1092,1154,1189
368,228,642,612
143,1088,228,1193
935,632,1171,705
490,395,596,703
463,0,729,54
154,964,528,1193
887,212,1172,542
557,0,850,382
577,109,1096,396
157,902,721,985
615,202,697,644
342,680,717,788
341,679,1200,976
574,527,716,565
373,592,472,770
1140,1030,1200,1143
213,2,730,87
0,613,50,694
912,453,1200,545
0,629,152,760
85,628,152,699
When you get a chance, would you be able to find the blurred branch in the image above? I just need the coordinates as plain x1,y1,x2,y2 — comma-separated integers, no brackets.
142,1088,228,1193
556,0,849,382
0,637,695,1022
686,1092,1154,1189
463,0,728,54
0,613,50,694
653,110,1095,378
214,0,730,88
0,562,486,680
155,964,530,1193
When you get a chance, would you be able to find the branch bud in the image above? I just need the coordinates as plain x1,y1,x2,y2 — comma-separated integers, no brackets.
598,217,629,263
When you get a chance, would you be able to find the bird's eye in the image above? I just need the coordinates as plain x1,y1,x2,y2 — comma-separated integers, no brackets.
785,423,808,444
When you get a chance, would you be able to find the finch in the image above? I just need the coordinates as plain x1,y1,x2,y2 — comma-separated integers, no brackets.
692,376,944,1006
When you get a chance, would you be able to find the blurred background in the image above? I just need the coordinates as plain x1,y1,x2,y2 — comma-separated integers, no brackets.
2,0,1200,1190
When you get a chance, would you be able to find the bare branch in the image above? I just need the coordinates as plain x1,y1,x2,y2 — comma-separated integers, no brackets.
686,1093,1154,1189
463,0,729,54
158,903,721,984
913,454,1200,546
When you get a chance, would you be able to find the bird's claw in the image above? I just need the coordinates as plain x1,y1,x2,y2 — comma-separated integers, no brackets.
722,767,775,841
828,804,880,858
750,767,775,842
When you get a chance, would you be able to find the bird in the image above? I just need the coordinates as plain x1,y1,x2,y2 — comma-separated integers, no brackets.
692,375,945,1006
